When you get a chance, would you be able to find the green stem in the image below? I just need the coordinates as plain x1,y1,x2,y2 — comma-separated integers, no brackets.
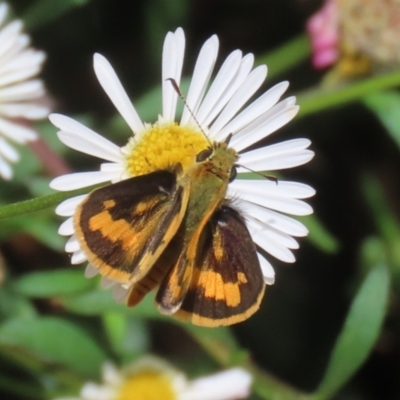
256,34,311,79
0,185,103,220
298,69,400,118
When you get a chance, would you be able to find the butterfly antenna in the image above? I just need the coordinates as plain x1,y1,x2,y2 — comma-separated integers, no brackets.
166,78,212,146
236,163,278,184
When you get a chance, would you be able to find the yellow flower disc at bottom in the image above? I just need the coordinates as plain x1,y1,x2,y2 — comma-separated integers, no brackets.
124,122,210,177
116,371,177,400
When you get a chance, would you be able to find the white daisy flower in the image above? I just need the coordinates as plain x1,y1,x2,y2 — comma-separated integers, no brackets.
50,28,314,305
54,356,252,400
0,2,49,180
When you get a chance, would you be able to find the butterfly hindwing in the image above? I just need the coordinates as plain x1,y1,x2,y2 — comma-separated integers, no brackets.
74,170,189,284
173,205,265,327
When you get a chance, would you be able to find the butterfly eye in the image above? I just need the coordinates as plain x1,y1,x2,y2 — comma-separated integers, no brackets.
196,148,213,162
229,166,237,182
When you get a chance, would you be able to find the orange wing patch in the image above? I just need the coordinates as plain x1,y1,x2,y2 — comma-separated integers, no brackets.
74,170,188,285
174,206,265,327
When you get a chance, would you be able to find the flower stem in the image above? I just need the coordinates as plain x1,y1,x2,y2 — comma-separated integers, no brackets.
0,188,90,219
256,34,311,79
298,69,400,117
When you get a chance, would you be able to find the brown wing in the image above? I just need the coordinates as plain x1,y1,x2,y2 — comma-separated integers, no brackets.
74,170,189,284
172,205,265,327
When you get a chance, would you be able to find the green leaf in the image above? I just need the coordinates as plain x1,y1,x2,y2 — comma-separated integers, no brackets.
315,263,390,399
103,314,150,361
361,175,400,269
0,211,64,250
60,287,160,318
299,214,340,253
363,91,400,149
13,270,95,298
21,212,65,251
0,317,107,378
0,287,37,320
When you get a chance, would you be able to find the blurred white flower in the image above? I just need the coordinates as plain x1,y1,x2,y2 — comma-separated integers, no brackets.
54,356,252,400
0,2,49,179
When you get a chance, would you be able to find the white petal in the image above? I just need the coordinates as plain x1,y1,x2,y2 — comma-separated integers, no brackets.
229,188,313,216
209,65,267,135
85,264,99,278
0,49,44,76
71,250,87,265
162,28,185,121
257,253,275,285
248,222,295,263
230,178,315,199
239,138,310,163
80,383,116,400
240,200,309,237
50,171,120,191
231,103,299,152
55,195,87,217
239,151,314,172
0,103,49,119
0,117,37,143
0,137,19,162
57,130,124,164
93,53,144,133
58,217,74,236
0,21,23,61
0,155,12,179
0,65,39,87
181,35,219,125
102,362,123,386
0,80,44,102
180,368,252,400
213,81,289,141
100,162,124,172
247,217,299,250
195,50,242,126
65,235,81,253
206,53,255,138
50,114,123,163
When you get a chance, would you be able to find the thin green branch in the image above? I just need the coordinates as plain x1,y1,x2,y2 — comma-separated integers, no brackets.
298,69,400,118
256,34,311,79
0,188,92,220
0,180,106,219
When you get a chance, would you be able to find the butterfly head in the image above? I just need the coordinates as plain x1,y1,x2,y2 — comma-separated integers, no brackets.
194,141,238,183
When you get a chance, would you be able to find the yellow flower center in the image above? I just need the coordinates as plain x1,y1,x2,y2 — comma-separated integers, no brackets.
116,371,177,400
123,122,210,177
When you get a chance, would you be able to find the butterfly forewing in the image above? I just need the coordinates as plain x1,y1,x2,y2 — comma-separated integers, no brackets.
173,205,265,327
74,170,188,284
